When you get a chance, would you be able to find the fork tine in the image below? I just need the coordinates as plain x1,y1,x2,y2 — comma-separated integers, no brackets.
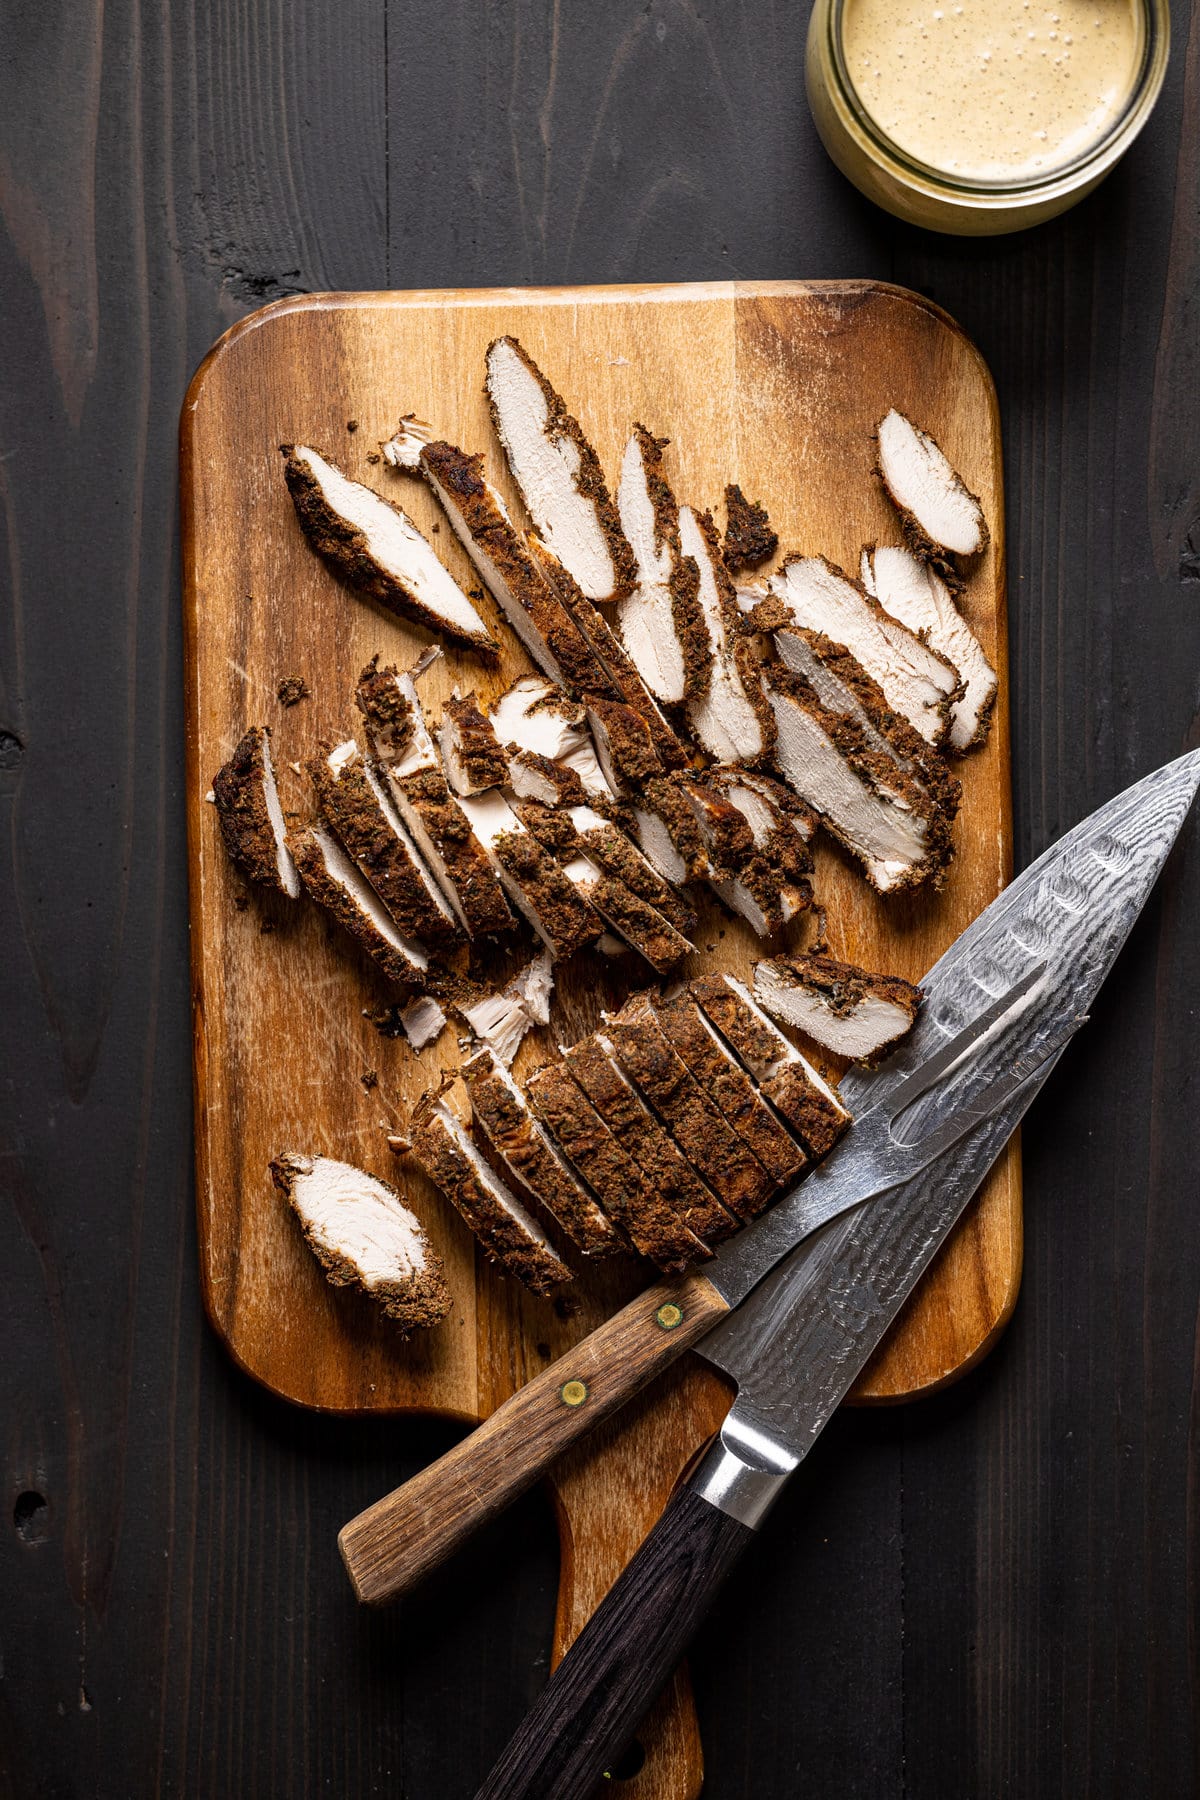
883,961,1048,1120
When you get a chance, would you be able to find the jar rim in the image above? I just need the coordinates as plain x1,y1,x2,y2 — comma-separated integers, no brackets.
825,0,1169,201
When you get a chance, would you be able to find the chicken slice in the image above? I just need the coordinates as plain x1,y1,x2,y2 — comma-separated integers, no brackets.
488,673,615,801
681,504,772,764
762,669,953,894
524,1062,709,1270
689,973,850,1158
529,538,690,770
862,544,998,753
356,658,514,938
603,992,774,1219
212,725,300,898
270,1151,451,1328
875,409,989,569
614,425,708,705
585,695,665,794
283,444,497,655
462,1049,623,1258
384,422,617,694
288,825,429,987
437,691,509,796
701,768,816,882
653,991,807,1187
628,775,711,887
485,335,636,604
565,805,697,939
408,1091,574,1294
563,1036,736,1244
457,790,602,960
756,555,960,748
771,625,961,821
557,853,693,975
308,738,462,946
753,950,922,1066
506,749,589,808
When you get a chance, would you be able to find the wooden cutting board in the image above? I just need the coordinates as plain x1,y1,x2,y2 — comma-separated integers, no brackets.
181,279,1016,1799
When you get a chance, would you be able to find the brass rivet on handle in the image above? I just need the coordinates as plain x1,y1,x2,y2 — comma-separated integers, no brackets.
559,1379,588,1407
655,1303,684,1331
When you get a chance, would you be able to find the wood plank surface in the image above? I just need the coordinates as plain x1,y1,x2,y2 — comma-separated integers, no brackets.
2,4,1198,1798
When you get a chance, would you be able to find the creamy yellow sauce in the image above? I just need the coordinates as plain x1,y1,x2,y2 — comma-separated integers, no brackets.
841,0,1144,181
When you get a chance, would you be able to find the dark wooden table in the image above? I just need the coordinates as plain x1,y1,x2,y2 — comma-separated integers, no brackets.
3,5,1198,1795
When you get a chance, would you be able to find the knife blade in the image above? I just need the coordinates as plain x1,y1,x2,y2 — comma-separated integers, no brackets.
472,748,1200,1800
339,751,1200,1624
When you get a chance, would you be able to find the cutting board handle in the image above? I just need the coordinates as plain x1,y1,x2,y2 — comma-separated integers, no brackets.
338,1272,730,1606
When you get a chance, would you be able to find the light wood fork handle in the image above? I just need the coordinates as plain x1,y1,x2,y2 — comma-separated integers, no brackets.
338,1272,729,1606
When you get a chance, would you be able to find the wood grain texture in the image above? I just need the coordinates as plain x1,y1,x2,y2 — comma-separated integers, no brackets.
182,279,1016,1418
339,1273,729,1605
3,2,1199,1796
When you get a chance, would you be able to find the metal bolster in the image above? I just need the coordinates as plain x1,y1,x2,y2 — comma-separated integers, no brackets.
689,1410,800,1530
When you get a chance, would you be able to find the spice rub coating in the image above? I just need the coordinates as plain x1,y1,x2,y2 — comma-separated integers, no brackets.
603,992,774,1219
270,1151,451,1330
689,974,850,1159
524,1062,709,1271
408,1091,574,1295
308,740,461,946
288,825,428,988
212,726,300,897
564,1036,737,1244
722,483,778,572
654,992,807,1186
439,691,510,795
462,1050,623,1258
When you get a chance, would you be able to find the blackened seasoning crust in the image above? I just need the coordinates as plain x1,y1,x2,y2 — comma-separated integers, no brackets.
563,1036,736,1245
282,444,498,655
462,1050,623,1259
212,725,300,897
408,1091,575,1295
722,483,778,573
524,1062,709,1272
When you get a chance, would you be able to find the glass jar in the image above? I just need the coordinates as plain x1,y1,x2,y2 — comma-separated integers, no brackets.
805,0,1169,235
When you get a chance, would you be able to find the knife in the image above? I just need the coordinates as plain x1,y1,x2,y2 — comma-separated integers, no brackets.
340,754,1199,1769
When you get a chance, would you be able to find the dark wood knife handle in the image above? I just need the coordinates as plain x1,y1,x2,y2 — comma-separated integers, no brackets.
475,1482,753,1800
338,1272,729,1607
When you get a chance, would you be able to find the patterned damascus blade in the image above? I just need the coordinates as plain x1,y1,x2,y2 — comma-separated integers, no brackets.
693,750,1200,1476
